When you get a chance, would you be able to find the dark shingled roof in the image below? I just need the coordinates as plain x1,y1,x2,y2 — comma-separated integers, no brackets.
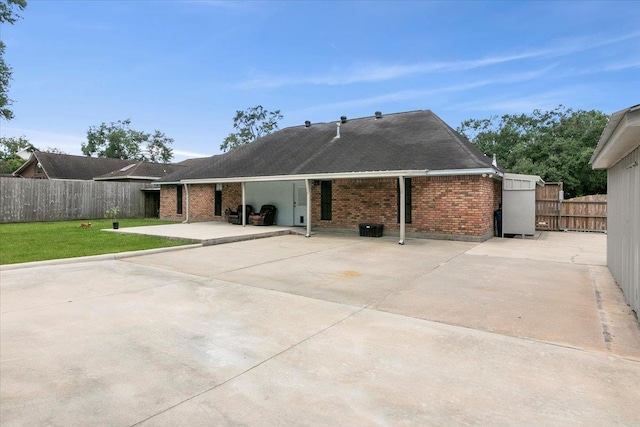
159,110,495,183
27,152,133,180
93,162,187,180
177,156,218,167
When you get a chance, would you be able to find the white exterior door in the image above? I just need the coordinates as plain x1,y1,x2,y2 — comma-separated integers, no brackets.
293,183,307,226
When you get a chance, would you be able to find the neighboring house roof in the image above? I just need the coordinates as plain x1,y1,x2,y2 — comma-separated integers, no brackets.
13,151,187,181
159,110,498,184
13,152,133,180
93,162,187,181
590,104,640,169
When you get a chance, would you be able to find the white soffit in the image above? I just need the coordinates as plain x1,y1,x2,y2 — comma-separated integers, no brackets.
591,106,640,169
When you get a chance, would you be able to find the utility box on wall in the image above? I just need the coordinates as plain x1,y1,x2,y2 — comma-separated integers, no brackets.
502,173,544,237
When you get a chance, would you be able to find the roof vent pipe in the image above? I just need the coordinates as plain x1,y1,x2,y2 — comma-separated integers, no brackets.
340,116,347,124
375,111,382,119
492,154,498,168
304,120,311,127
336,122,341,138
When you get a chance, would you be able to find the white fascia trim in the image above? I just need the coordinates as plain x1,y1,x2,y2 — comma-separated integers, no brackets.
426,168,503,177
180,170,430,184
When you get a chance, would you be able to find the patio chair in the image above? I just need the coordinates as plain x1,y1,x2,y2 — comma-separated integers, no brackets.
225,204,253,225
250,205,277,226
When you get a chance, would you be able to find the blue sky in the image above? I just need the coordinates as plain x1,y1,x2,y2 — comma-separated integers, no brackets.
2,0,639,161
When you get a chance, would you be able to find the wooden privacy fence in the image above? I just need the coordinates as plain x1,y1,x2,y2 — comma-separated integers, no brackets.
535,182,607,232
0,178,146,223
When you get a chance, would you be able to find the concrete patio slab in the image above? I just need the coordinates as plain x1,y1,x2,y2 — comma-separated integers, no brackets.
1,262,359,426
1,232,639,426
374,253,606,352
212,236,476,307
466,230,606,265
105,221,298,245
143,310,640,426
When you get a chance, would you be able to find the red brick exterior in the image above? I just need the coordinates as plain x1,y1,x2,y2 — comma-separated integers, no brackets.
160,176,502,241
189,184,215,221
160,185,185,221
311,175,501,241
159,183,243,222
221,183,242,220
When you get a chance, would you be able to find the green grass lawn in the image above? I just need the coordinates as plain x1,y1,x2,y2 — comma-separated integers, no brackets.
0,219,191,265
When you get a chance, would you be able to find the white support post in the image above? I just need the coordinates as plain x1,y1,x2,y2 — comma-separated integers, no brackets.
182,183,190,223
399,176,405,245
305,179,311,237
241,182,246,227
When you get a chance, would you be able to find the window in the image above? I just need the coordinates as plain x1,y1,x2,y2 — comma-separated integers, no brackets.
320,181,332,220
176,185,183,215
214,186,222,216
397,177,412,224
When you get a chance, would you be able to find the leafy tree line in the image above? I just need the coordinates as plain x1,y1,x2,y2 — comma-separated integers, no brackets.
0,0,27,121
81,119,174,163
220,105,283,152
0,136,65,173
457,106,608,198
1,118,175,173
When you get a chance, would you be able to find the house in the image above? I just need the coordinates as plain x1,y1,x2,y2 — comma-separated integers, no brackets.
590,104,640,315
14,151,187,182
157,110,503,243
13,151,190,218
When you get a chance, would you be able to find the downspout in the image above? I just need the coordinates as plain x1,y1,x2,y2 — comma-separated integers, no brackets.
241,182,246,227
305,179,311,237
182,183,190,223
399,176,405,245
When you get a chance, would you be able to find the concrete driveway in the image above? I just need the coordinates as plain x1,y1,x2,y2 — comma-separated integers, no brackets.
1,232,639,426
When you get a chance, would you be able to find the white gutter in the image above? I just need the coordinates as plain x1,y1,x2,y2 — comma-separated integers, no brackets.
399,176,405,245
180,169,429,185
241,182,246,226
426,168,502,177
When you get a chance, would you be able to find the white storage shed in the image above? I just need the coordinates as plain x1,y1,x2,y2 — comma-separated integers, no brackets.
502,173,544,237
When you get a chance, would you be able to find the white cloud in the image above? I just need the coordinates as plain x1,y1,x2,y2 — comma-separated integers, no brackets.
238,51,550,89
294,66,556,114
237,30,640,89
172,149,210,158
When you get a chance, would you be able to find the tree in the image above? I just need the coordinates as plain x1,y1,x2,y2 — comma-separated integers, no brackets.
82,119,174,163
220,105,283,152
0,0,27,121
457,106,608,198
0,135,35,173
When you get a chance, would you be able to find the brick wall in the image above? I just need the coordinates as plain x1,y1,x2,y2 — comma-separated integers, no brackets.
311,175,501,241
160,183,244,222
159,185,184,221
189,184,215,221
161,177,502,240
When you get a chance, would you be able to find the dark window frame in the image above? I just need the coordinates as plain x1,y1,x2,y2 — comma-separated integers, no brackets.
320,181,332,220
176,185,183,215
214,187,222,216
397,177,412,224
